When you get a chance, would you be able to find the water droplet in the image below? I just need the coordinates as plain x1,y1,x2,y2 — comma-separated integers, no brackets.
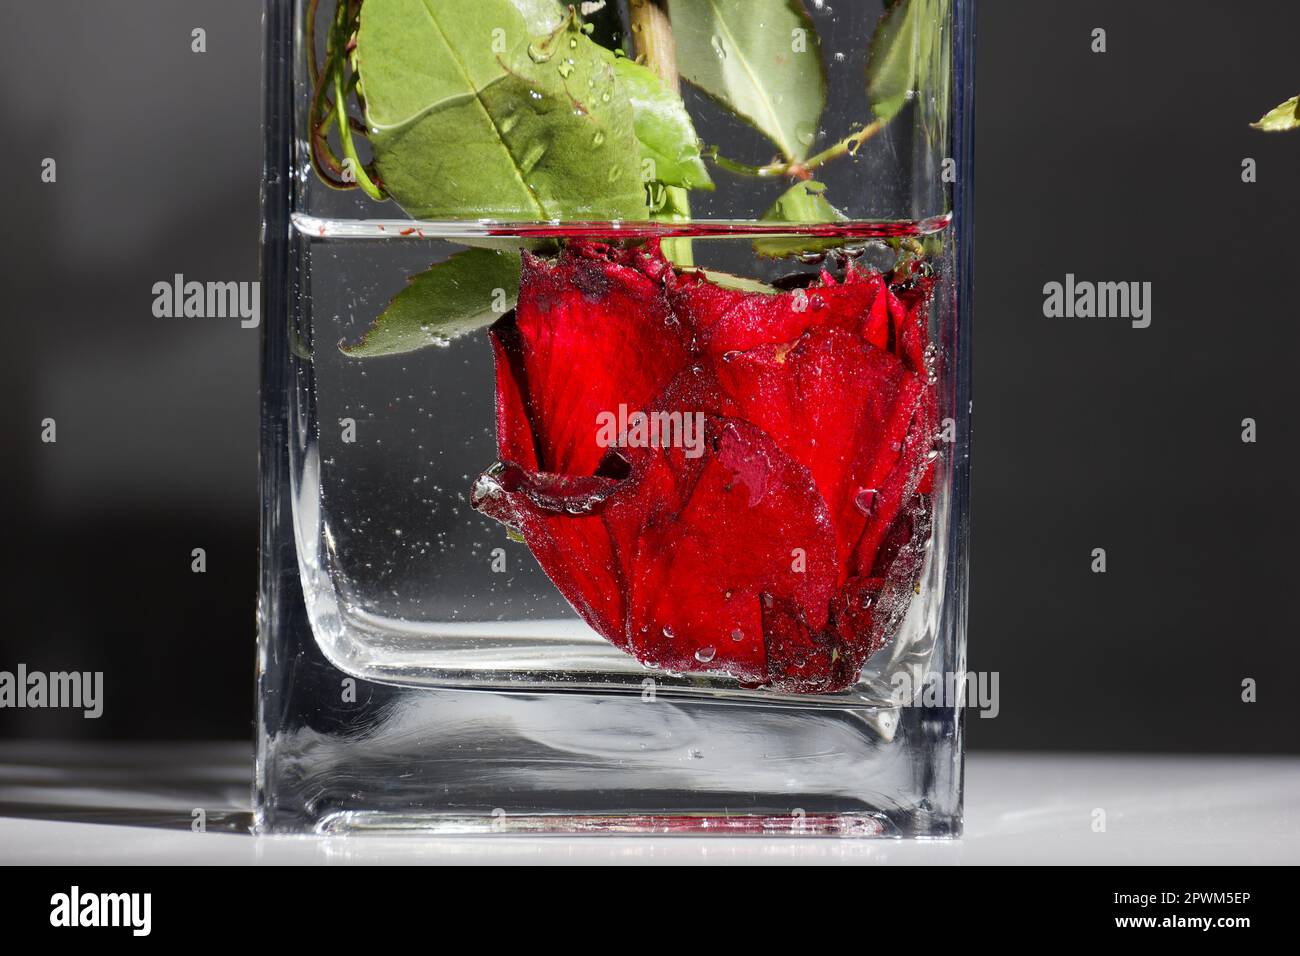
695,646,717,663
591,130,605,147
568,37,578,49
730,629,744,643
796,123,816,147
600,90,611,103
710,35,727,60
854,488,879,516
557,60,574,79
607,165,622,182
527,41,553,64
662,626,675,639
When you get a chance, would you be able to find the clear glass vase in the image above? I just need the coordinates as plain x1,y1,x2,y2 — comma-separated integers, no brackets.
257,0,975,836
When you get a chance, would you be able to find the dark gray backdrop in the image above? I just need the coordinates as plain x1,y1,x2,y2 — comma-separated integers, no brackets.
3,1,1296,749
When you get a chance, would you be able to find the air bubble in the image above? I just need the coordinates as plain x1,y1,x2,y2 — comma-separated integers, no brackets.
695,646,717,663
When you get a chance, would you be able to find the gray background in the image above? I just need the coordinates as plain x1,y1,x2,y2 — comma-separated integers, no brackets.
2,0,1296,750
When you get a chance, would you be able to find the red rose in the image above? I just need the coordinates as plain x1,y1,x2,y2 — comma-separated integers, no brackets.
473,241,938,693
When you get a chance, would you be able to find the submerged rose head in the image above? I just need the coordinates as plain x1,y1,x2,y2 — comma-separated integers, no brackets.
473,241,938,693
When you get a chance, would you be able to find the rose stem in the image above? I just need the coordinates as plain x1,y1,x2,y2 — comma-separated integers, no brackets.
629,0,679,90
629,0,695,262
708,118,888,181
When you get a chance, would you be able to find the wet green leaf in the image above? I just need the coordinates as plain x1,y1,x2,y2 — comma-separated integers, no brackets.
340,249,521,357
667,0,826,162
1251,95,1300,132
866,0,938,123
509,0,566,35
611,57,714,190
753,179,846,258
356,0,647,220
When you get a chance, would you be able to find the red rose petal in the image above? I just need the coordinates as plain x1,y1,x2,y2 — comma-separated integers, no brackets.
471,462,633,647
891,279,935,374
708,325,927,574
500,246,688,476
671,265,885,356
489,324,539,471
474,415,838,687
625,417,838,685
476,241,939,694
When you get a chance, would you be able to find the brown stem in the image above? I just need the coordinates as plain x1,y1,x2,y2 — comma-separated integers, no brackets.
629,0,679,92
306,0,321,86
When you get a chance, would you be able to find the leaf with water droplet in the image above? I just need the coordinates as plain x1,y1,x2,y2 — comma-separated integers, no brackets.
509,0,567,35
608,56,714,190
753,180,847,258
667,0,827,162
339,249,521,358
866,0,945,124
356,0,646,219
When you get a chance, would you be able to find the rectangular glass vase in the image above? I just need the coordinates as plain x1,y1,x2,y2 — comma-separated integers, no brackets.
256,0,975,836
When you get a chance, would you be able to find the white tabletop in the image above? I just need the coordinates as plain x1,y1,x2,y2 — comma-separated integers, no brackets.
0,744,1295,864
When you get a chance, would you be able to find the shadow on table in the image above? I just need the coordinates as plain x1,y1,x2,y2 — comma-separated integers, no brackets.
0,742,254,833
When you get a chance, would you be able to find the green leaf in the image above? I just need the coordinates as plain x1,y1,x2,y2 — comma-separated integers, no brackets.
611,57,714,190
1251,95,1300,132
340,249,521,357
356,0,647,220
651,183,696,267
681,268,778,294
866,0,937,123
753,180,846,258
509,0,566,35
667,0,827,162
